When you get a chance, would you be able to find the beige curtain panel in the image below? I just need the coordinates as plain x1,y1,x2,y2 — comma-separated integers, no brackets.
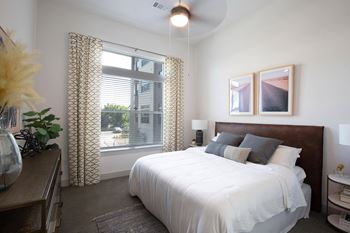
67,32,102,186
163,57,185,152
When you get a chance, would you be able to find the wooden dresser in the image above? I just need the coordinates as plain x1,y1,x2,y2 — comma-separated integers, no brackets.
0,149,62,233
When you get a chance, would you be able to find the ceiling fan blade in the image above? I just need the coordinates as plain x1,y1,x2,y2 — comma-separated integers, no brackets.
190,14,218,27
187,0,226,26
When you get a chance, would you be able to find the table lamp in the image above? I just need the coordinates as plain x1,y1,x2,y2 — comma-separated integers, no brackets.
192,120,208,146
340,124,350,146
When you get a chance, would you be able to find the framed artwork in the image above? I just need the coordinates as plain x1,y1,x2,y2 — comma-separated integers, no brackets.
229,74,254,115
0,26,21,133
0,26,5,45
258,65,294,115
0,26,15,48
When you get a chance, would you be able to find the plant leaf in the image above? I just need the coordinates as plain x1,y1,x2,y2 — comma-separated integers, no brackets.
36,128,47,135
43,114,55,122
23,118,40,122
39,108,51,116
32,122,43,128
35,132,50,145
23,111,37,116
50,124,61,132
48,131,59,139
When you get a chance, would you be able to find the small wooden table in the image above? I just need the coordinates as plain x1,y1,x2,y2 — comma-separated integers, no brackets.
0,149,62,233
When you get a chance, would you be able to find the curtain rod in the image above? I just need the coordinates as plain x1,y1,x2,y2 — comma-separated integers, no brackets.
102,39,167,58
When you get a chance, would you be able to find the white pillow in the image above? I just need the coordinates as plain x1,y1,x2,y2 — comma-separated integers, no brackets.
294,166,307,185
211,133,221,142
268,145,302,169
223,146,251,164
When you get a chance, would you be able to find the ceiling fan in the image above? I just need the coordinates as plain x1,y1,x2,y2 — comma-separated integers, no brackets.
170,0,190,27
153,0,216,29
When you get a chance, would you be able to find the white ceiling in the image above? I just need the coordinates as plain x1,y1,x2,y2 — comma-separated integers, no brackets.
53,0,277,41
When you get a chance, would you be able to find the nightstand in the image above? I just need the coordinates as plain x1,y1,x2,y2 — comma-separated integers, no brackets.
188,144,199,147
327,174,350,232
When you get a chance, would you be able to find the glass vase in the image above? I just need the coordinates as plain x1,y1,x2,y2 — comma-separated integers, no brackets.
0,127,22,191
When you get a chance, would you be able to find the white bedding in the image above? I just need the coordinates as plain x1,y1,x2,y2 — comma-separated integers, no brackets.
129,147,307,233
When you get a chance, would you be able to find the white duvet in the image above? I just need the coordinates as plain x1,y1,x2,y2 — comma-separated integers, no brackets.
129,147,306,233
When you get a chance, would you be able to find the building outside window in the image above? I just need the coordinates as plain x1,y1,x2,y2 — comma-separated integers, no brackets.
140,105,150,124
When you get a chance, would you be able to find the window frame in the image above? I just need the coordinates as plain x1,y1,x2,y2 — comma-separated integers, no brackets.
100,48,165,151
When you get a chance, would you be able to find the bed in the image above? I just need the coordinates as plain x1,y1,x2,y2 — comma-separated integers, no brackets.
129,122,324,233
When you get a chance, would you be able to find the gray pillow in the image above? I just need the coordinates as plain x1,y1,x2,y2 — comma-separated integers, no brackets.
223,146,251,163
216,132,243,146
205,142,227,156
239,134,283,165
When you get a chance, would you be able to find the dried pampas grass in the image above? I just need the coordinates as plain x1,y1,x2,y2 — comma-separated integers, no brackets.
0,41,41,111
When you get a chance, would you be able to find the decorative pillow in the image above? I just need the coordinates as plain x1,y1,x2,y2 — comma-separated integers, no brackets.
205,142,227,156
269,145,302,169
294,166,307,185
223,146,251,164
216,132,243,146
211,133,221,142
239,134,283,165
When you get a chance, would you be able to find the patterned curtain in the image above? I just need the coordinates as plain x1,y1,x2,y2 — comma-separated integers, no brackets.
67,32,102,186
163,57,185,152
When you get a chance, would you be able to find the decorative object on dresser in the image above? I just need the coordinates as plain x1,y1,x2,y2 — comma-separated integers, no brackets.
14,129,42,156
192,120,208,146
327,174,350,232
229,73,254,115
0,26,41,191
0,128,22,191
23,108,63,151
0,149,62,233
0,106,20,133
258,65,294,115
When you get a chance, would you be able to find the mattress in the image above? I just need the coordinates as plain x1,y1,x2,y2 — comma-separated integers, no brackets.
129,147,307,233
249,183,311,233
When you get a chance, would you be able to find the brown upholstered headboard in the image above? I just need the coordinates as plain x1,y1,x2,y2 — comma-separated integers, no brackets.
215,122,324,212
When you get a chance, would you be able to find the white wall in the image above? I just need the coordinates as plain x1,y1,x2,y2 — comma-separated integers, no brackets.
0,0,37,49
194,0,350,206
36,0,196,184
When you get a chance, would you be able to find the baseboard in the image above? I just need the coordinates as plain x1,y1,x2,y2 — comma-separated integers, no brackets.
60,170,130,187
100,170,130,180
61,179,69,187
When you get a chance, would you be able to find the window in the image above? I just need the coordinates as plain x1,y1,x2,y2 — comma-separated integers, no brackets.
140,81,150,93
100,49,164,149
140,105,150,124
101,51,132,69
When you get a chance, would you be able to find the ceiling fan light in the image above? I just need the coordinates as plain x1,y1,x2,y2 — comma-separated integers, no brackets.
170,6,190,27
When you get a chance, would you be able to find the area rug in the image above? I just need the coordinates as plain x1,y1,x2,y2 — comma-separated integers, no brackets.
93,204,169,233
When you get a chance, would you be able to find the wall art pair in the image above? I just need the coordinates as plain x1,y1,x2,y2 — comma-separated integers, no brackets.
229,65,294,116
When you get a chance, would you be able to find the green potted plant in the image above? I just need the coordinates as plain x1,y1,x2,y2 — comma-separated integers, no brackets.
0,29,41,190
23,108,63,150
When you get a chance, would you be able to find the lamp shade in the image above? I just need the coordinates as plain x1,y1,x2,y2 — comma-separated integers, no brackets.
339,124,350,146
192,120,208,130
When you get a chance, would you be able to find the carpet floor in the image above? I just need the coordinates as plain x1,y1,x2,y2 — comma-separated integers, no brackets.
58,176,337,233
